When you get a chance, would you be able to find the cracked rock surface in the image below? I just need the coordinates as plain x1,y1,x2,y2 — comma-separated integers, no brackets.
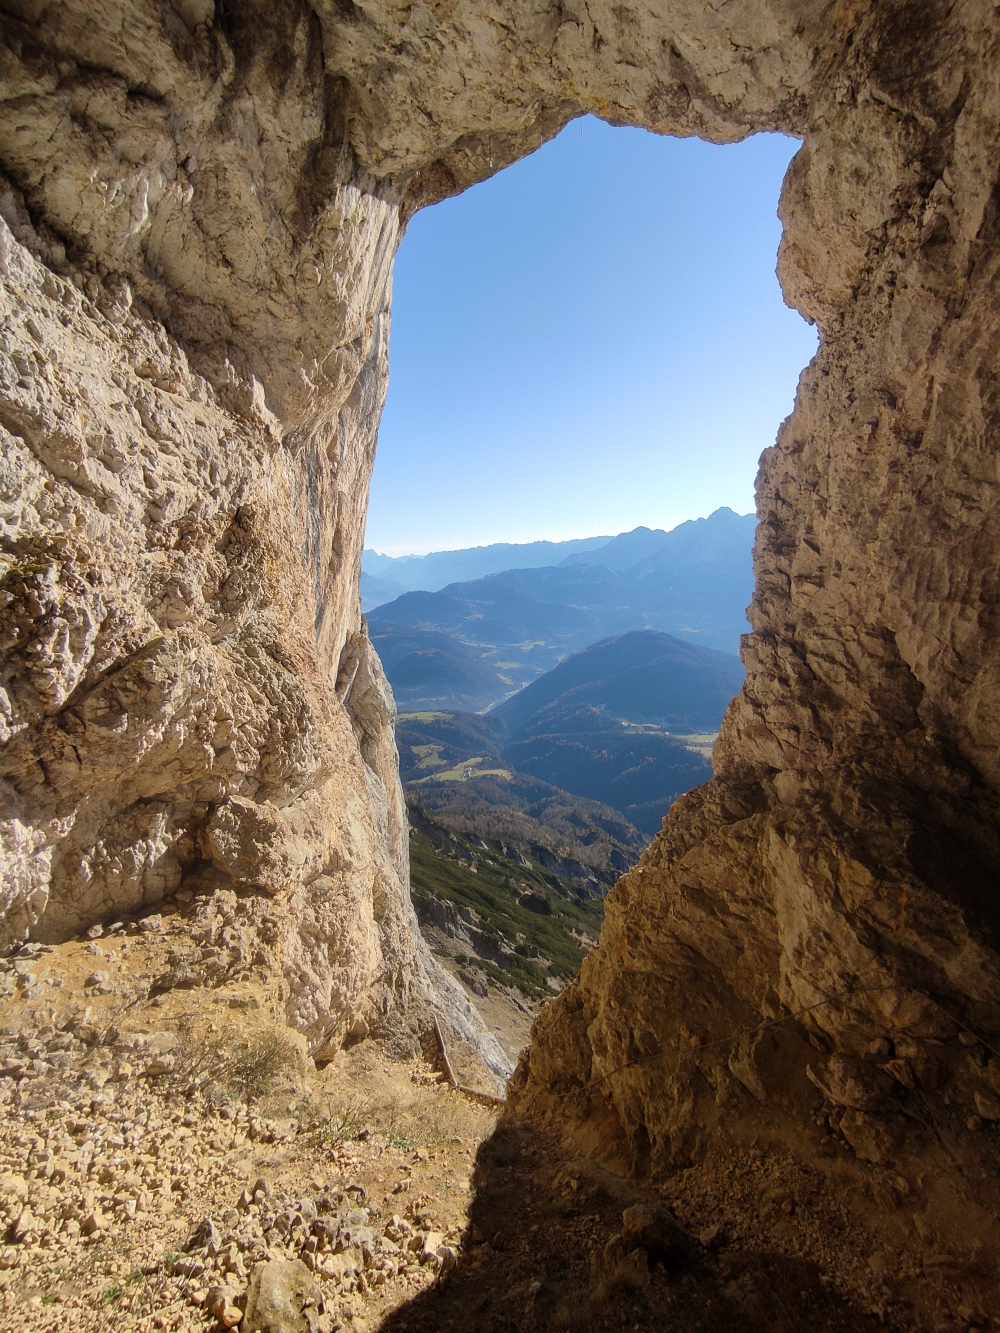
3,0,1000,1320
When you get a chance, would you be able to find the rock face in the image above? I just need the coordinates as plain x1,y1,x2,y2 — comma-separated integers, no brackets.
0,0,513,1080
3,0,1000,1247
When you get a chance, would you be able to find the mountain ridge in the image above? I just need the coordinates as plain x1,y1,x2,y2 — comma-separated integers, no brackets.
362,507,752,603
397,630,742,836
369,508,755,710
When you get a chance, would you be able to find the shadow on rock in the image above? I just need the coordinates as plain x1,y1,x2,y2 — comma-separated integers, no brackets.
375,1118,890,1333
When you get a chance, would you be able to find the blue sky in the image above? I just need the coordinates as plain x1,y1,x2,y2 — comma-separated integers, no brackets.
366,118,816,556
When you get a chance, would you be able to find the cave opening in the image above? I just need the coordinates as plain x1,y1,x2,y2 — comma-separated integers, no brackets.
361,120,818,908
4,4,1000,1324
366,118,818,562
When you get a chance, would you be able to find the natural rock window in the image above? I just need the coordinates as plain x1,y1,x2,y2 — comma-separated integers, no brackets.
2,3,1000,1316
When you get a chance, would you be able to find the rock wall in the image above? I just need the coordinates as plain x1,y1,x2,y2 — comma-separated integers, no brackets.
3,0,1000,1237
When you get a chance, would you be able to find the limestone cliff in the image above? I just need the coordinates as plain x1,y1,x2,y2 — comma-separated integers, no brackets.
3,0,1000,1276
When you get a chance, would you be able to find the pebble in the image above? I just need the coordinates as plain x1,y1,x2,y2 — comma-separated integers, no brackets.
0,893,485,1330
621,1203,688,1257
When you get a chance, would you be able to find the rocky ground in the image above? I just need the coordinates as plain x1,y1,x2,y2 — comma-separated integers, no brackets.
0,900,994,1333
428,950,535,1068
0,895,503,1333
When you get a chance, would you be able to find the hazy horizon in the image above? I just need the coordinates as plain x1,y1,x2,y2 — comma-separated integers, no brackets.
364,506,753,560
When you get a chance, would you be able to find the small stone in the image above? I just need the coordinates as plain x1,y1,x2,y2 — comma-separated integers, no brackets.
436,1244,459,1274
699,1224,725,1249
143,1056,175,1076
81,1209,105,1236
973,1090,1000,1120
967,1115,984,1131
86,925,104,940
0,1173,28,1201
146,1032,179,1054
139,915,164,933
242,1258,323,1333
84,971,109,988
621,1204,687,1258
419,1231,445,1263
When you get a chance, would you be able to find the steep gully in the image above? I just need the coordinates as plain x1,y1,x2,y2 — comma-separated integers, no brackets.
1,0,1000,1324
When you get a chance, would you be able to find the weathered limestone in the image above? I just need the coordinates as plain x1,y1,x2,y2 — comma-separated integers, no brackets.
3,1,1000,1271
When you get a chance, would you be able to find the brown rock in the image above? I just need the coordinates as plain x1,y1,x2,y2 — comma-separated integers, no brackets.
807,1055,892,1112
206,1288,236,1320
242,1260,323,1333
838,1110,900,1165
973,1090,1000,1121
620,1204,687,1258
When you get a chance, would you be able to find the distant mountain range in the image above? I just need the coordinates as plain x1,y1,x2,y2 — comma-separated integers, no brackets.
493,626,743,734
369,507,755,712
362,533,615,599
362,511,754,604
397,629,742,836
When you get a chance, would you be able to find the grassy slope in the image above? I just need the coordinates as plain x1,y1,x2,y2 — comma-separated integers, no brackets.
409,771,643,879
408,822,605,1000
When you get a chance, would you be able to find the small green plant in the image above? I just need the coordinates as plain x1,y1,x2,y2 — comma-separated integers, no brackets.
40,1295,57,1306
103,1282,124,1306
222,1030,295,1104
312,1099,369,1148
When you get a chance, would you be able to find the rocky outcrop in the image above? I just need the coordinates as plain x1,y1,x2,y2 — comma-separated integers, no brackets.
4,0,1000,1276
510,0,1000,1286
0,0,513,1080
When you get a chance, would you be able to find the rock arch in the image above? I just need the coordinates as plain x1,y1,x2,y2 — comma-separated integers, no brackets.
2,0,1000,1257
